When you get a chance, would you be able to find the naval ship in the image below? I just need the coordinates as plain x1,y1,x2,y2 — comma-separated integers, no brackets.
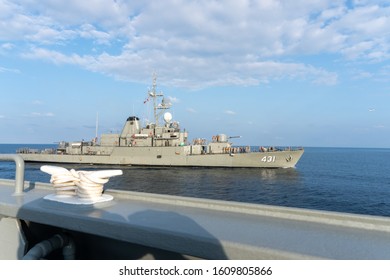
17,76,304,168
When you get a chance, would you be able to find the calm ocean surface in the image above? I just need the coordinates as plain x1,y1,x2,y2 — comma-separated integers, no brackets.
1,144,390,217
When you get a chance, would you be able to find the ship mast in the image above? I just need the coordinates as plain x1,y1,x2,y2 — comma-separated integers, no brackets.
95,112,99,139
148,73,170,127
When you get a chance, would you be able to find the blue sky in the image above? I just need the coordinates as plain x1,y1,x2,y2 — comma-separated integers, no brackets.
1,0,390,148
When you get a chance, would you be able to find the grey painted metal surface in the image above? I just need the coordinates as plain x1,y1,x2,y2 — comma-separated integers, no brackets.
0,216,27,259
1,177,390,259
19,148,304,168
0,154,25,195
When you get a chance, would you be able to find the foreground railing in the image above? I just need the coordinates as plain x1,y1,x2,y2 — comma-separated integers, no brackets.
0,154,25,195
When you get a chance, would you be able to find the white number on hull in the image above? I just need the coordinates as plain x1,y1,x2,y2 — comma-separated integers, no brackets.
261,156,276,163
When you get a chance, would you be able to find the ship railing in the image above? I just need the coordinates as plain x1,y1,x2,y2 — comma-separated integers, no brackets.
255,146,304,152
16,147,39,154
16,147,57,155
0,154,25,195
220,146,303,154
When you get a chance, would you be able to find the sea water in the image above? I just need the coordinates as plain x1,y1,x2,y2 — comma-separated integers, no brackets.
1,144,389,217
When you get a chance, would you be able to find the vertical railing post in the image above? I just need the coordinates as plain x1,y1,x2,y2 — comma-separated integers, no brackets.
0,154,25,195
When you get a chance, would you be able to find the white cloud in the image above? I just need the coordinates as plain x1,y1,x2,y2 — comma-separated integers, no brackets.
1,43,14,50
22,0,135,27
167,96,179,104
23,47,338,87
32,100,43,105
78,24,111,45
31,112,54,117
352,70,373,80
225,110,237,115
4,1,390,88
0,66,20,73
22,48,94,65
186,108,197,113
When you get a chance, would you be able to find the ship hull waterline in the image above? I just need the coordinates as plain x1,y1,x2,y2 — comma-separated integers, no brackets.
19,147,304,168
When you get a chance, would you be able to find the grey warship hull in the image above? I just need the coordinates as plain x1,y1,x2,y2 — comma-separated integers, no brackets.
19,146,304,168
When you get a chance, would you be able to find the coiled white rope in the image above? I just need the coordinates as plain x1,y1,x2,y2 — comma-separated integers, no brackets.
40,165,122,199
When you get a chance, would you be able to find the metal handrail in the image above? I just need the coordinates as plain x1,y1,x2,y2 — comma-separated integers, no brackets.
0,154,25,195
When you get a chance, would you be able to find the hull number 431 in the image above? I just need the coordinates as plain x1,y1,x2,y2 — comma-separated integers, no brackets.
261,156,276,163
